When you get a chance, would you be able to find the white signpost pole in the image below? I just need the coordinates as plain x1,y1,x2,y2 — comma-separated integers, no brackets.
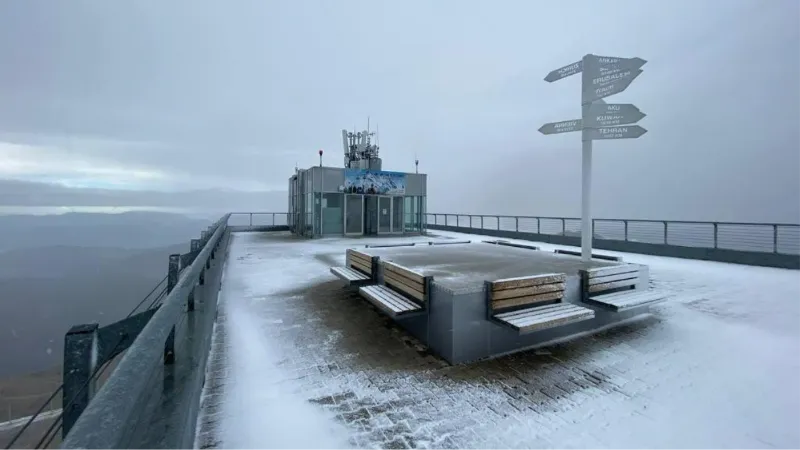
580,137,593,261
580,54,593,262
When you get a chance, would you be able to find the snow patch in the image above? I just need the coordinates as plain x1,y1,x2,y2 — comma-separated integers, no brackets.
221,297,350,449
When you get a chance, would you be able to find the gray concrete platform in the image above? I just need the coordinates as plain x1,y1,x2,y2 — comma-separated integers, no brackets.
351,242,651,364
361,242,617,291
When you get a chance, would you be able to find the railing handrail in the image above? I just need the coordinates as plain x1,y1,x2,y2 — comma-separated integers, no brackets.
60,214,231,449
427,213,800,228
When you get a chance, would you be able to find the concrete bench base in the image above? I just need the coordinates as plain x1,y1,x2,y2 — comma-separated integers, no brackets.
359,285,423,317
586,289,669,311
494,303,595,334
330,266,370,286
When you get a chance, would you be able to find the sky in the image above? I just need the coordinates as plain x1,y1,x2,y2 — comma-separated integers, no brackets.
0,0,798,222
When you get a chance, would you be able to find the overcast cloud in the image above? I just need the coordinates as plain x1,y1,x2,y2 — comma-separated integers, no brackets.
0,0,798,221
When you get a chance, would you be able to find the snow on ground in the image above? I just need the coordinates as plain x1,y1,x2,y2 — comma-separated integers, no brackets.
195,230,800,449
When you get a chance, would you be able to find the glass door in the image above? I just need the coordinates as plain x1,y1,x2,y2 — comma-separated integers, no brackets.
377,196,391,234
391,196,404,233
344,194,364,235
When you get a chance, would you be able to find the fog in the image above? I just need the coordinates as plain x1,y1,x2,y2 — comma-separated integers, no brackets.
0,0,798,222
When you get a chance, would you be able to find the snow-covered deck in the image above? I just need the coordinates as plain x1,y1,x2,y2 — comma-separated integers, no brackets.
195,230,800,449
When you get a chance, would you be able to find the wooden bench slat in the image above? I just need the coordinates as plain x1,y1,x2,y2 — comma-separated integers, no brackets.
349,258,372,274
383,261,425,284
588,279,638,293
588,290,669,311
330,266,369,282
384,271,425,302
491,282,565,301
495,303,594,334
364,285,413,312
347,249,372,264
503,304,588,327
586,265,638,278
495,302,576,320
383,265,424,292
587,272,639,285
491,273,566,291
359,285,422,317
492,291,562,311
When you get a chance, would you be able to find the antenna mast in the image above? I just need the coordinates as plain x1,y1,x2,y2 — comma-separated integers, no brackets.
342,118,382,171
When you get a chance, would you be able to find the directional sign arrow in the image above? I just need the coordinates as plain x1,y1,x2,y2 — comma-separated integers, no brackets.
544,61,583,83
538,119,582,135
544,55,646,83
583,103,646,127
582,69,642,104
582,125,647,140
586,55,646,74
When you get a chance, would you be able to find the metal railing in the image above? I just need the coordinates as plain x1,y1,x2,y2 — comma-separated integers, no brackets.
227,212,290,228
3,278,171,449
426,214,800,255
57,214,232,449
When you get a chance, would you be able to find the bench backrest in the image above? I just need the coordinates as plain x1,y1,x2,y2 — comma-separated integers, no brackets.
554,249,623,262
580,264,641,296
382,261,430,305
486,273,566,315
346,249,374,277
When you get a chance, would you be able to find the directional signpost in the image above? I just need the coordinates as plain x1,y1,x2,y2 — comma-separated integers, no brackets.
538,119,582,135
540,54,648,261
582,101,646,128
582,125,647,141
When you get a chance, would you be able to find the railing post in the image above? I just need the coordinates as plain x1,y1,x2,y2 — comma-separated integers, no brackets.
773,224,778,253
187,287,195,312
62,323,99,438
537,217,540,234
187,239,203,312
561,218,565,235
167,254,179,292
480,215,484,229
514,216,518,232
713,223,719,249
624,220,629,241
663,221,668,245
592,219,596,238
164,254,180,365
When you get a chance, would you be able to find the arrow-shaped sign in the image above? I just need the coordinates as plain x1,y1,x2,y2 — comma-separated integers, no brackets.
582,125,647,140
582,69,642,104
586,55,646,74
538,119,582,135
582,102,646,127
544,61,583,83
544,56,646,83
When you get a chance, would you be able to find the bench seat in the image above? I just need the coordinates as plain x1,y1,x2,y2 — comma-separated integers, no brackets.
580,264,668,312
494,303,595,334
330,266,370,285
359,285,423,317
586,289,669,312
